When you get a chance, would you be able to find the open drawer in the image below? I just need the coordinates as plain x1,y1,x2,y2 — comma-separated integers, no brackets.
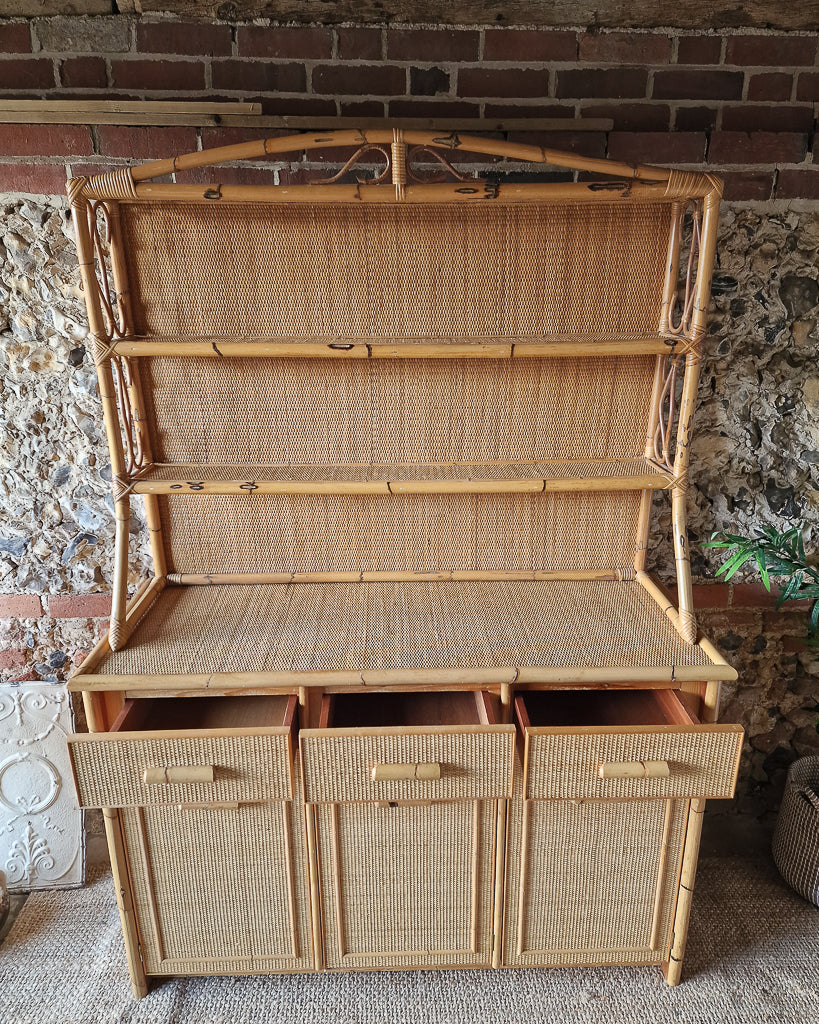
300,690,515,803
515,689,743,801
68,694,298,808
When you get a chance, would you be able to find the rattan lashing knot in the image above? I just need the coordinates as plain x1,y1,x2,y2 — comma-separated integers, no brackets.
66,176,89,207
677,607,697,645
392,128,407,201
84,168,138,201
112,474,135,501
664,171,710,201
90,332,117,364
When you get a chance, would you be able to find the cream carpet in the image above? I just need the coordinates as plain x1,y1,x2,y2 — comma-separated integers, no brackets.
1,857,817,1024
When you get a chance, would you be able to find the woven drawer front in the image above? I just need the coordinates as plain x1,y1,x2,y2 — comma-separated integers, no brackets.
524,725,743,801
300,727,515,803
68,731,292,808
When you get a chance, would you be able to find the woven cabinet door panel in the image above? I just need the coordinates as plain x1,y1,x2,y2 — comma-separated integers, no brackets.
121,797,313,976
503,795,688,967
315,799,497,970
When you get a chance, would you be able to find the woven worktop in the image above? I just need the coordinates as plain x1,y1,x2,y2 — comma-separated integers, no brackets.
88,579,723,681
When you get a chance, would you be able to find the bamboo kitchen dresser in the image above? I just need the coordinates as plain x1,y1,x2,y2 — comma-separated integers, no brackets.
64,130,743,997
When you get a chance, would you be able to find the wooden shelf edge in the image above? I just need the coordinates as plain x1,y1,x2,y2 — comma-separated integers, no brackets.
111,338,676,360
133,472,672,497
69,663,738,693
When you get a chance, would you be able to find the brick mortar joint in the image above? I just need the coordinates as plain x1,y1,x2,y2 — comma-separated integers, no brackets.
13,16,819,38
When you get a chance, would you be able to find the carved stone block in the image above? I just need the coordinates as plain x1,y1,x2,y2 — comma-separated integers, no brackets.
0,683,85,891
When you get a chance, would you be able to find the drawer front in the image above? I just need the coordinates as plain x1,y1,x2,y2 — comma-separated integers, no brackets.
68,729,293,808
524,725,743,801
300,726,515,803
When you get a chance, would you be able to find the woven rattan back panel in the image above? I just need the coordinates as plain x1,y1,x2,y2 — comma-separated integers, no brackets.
139,356,656,465
158,491,643,574
120,203,672,338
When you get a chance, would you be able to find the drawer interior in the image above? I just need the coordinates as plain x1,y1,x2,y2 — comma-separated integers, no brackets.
110,694,298,733
515,688,699,730
320,690,496,729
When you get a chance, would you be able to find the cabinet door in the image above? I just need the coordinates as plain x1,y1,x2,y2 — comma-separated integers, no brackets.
503,795,688,967
121,798,314,976
315,798,497,970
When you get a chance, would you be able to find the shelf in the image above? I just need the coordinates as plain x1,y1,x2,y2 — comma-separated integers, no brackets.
112,334,680,361
132,459,673,496
72,579,736,690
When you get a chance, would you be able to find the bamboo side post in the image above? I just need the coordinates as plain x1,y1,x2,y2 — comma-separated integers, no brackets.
68,181,131,652
109,498,130,651
106,204,167,581
671,184,722,646
662,798,705,986
104,203,167,584
102,807,150,998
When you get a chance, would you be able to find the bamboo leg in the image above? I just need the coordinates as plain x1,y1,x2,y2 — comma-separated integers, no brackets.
662,798,705,986
109,497,129,652
492,797,508,968
102,807,149,998
304,803,324,970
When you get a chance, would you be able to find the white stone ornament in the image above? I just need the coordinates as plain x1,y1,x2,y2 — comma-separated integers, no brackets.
0,683,84,891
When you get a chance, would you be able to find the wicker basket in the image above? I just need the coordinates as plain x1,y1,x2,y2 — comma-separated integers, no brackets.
772,755,819,906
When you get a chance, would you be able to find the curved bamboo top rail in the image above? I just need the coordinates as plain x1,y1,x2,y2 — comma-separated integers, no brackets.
72,128,723,204
131,130,674,185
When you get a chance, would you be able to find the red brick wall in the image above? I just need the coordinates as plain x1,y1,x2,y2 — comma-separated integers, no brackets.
0,18,817,200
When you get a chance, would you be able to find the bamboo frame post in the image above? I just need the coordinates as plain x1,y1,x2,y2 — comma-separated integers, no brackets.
80,690,148,996
662,798,705,986
104,203,167,582
670,184,722,646
68,180,133,651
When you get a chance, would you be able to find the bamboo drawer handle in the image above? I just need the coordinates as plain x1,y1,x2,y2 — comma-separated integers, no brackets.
371,763,441,782
598,760,670,780
143,765,215,785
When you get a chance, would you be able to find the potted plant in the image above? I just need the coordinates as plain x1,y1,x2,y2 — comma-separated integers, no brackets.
707,525,819,905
